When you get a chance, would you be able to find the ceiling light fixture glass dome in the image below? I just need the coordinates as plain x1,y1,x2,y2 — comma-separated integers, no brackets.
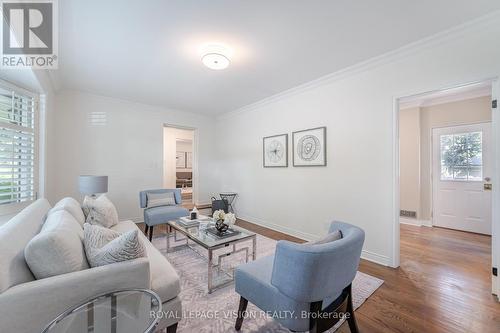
200,43,232,70
202,53,230,70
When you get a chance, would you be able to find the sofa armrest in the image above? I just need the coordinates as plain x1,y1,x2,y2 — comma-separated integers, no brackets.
0,257,150,333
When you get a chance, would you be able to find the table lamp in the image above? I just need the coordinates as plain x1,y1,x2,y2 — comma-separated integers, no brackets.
79,175,108,198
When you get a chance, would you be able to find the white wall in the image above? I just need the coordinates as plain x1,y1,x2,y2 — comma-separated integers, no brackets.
216,14,500,266
48,91,217,221
399,107,421,217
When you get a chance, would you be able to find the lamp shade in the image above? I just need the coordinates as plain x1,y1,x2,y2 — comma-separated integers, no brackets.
79,175,108,195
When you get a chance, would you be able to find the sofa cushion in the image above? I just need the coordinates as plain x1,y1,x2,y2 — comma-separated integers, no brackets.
0,199,51,292
24,210,89,279
111,220,181,301
82,194,119,228
144,205,189,226
84,224,146,268
50,197,85,226
146,192,176,208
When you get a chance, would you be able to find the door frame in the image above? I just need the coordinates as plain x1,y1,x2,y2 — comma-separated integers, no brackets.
431,122,492,234
163,124,199,205
392,78,500,299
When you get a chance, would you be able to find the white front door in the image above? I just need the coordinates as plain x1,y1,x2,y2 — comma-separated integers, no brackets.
432,123,492,235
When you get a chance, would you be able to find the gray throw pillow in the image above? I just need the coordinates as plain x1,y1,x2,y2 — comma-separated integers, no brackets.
307,230,343,245
147,192,176,208
83,224,145,268
25,210,89,279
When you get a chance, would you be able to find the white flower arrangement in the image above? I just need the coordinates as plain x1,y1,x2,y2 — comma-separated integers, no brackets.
224,212,236,225
212,210,236,225
213,209,225,222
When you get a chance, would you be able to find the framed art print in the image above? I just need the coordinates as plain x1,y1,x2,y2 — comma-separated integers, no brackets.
263,134,288,167
292,127,327,166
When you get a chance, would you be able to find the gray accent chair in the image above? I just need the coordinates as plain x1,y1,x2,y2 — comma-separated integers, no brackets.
234,221,365,333
139,189,189,241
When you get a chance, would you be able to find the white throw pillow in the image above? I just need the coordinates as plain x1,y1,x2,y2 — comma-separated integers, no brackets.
25,210,89,279
49,197,85,226
83,224,145,268
82,194,119,228
146,192,176,208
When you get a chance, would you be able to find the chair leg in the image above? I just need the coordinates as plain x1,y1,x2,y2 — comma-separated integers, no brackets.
144,224,149,235
346,284,359,333
308,300,323,333
149,225,154,241
235,296,248,331
166,322,178,333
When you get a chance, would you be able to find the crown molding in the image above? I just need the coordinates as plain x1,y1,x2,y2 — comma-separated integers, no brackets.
400,86,492,110
219,10,500,120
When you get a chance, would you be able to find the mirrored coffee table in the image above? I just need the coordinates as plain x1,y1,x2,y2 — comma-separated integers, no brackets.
42,289,161,333
167,219,256,293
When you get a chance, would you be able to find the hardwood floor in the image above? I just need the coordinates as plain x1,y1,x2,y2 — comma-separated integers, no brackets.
235,221,499,333
140,220,499,332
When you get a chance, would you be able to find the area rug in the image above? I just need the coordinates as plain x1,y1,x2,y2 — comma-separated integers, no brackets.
152,233,383,332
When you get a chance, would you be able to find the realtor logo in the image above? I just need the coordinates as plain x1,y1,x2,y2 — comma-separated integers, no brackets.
1,0,58,68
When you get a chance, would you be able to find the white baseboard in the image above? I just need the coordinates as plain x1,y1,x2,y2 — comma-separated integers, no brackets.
400,217,432,227
126,217,143,224
194,201,211,207
238,213,392,266
237,213,319,241
361,250,391,266
421,219,432,227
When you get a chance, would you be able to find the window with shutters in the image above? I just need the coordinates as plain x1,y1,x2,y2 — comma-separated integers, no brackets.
0,82,38,206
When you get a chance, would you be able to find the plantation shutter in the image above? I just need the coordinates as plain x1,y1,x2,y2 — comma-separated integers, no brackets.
0,84,37,206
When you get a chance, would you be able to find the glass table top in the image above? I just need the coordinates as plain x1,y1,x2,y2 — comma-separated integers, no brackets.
168,219,256,249
42,289,161,333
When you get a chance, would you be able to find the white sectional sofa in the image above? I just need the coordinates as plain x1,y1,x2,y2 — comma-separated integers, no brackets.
0,198,182,333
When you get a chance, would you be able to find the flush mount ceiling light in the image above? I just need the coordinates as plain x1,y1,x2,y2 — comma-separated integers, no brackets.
200,43,232,70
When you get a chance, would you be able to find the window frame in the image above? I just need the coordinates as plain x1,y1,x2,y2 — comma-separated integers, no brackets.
0,79,39,216
439,131,483,182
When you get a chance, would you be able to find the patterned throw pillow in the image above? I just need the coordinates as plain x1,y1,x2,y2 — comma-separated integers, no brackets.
83,224,145,268
146,192,176,208
82,194,119,228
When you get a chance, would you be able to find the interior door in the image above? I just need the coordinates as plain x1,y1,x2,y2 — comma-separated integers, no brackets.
432,123,492,235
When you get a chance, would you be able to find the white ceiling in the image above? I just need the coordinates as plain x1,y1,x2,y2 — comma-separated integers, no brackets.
49,0,500,115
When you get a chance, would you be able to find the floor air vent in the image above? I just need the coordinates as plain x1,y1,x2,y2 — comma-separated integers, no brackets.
400,210,417,218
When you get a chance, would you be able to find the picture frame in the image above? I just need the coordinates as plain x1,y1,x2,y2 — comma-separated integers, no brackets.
292,127,327,167
263,133,288,167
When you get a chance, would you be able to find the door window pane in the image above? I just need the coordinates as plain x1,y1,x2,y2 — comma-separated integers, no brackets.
440,131,482,181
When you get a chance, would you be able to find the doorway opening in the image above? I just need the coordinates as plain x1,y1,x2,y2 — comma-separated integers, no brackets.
163,126,195,207
396,79,498,298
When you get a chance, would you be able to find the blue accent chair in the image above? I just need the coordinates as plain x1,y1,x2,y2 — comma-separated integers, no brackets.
234,221,365,333
139,189,189,241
